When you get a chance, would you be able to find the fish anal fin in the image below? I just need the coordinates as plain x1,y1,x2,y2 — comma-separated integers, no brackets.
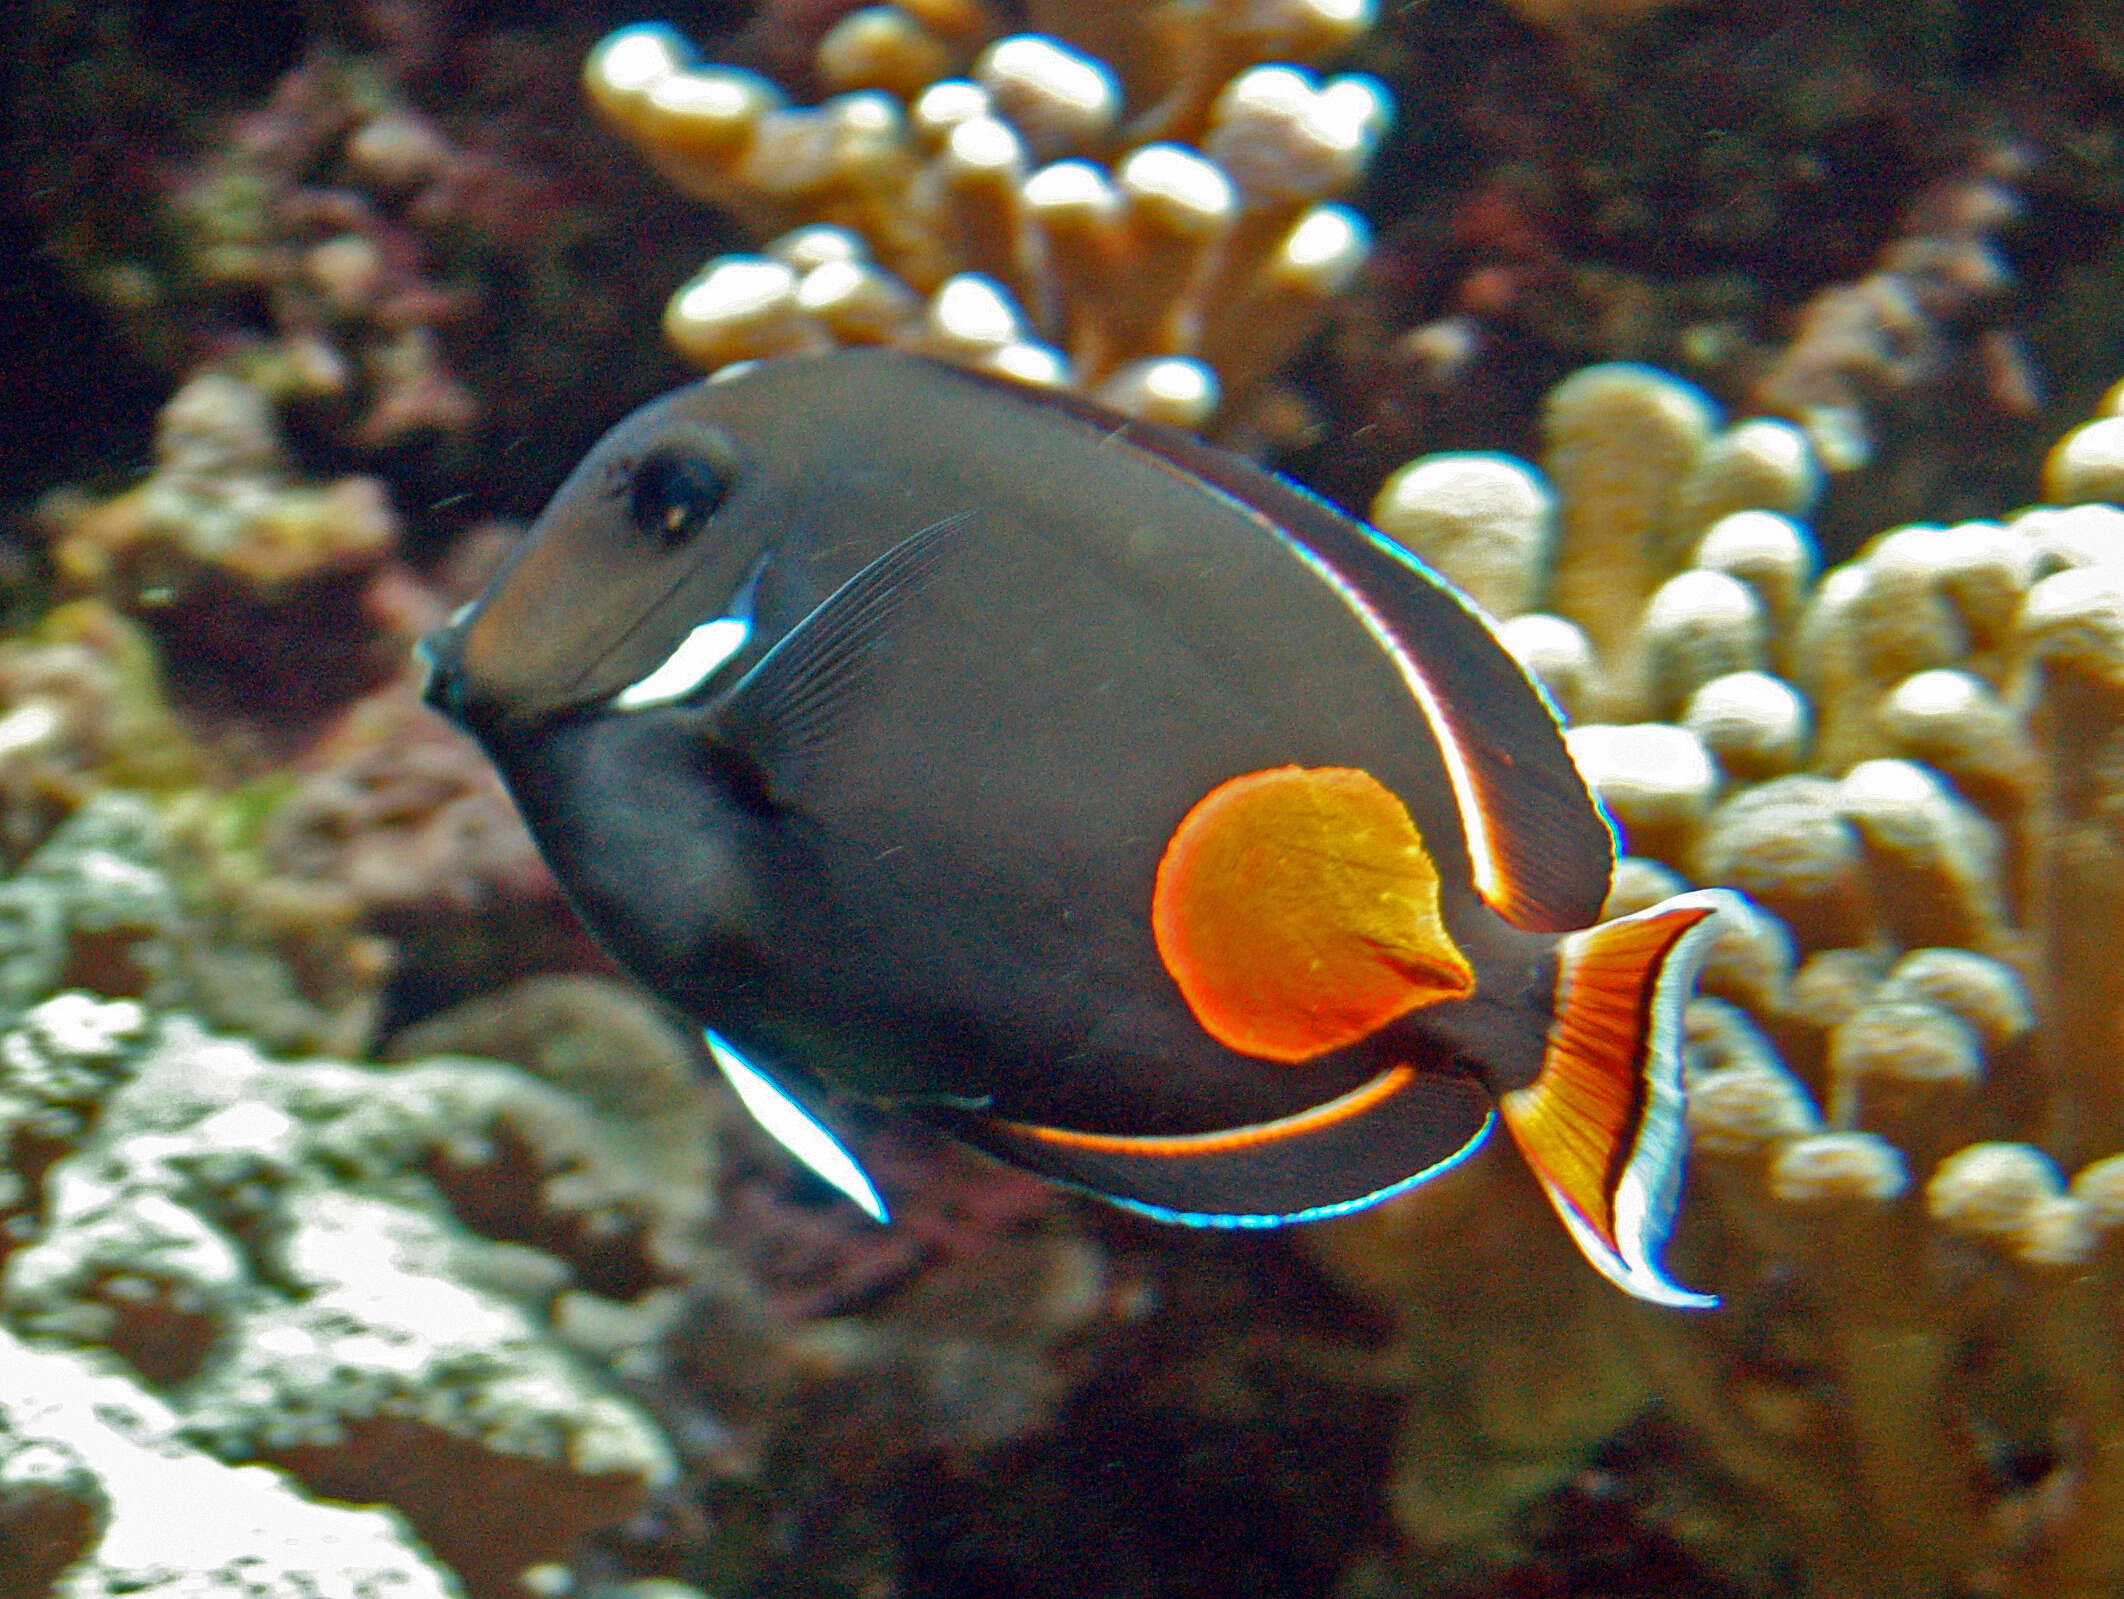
1152,766,1475,1063
1016,1062,1418,1158
1501,889,1739,1307
711,513,971,794
968,1064,1496,1227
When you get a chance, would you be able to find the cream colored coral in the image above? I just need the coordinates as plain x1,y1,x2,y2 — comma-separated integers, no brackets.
585,7,1387,421
1317,362,2124,1599
2046,414,2124,507
1371,452,1553,620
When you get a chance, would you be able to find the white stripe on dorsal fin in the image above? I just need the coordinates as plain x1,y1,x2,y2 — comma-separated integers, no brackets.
706,1030,889,1223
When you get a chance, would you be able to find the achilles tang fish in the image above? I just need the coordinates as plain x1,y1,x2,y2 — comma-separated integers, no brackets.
421,348,1736,1308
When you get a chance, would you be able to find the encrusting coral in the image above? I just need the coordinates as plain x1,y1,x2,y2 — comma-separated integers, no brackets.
1319,359,2124,1599
0,600,203,866
0,786,1118,1599
44,372,406,741
580,0,1387,428
0,1318,457,1599
0,799,716,1599
22,369,600,1052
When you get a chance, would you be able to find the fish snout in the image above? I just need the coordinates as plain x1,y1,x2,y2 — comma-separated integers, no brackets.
414,620,470,724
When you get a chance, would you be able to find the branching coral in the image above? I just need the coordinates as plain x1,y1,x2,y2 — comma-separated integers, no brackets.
1319,360,2124,1598
1301,0,2124,558
14,10,2124,1593
580,1,1387,427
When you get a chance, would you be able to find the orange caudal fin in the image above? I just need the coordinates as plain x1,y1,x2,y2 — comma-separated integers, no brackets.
1501,889,1741,1308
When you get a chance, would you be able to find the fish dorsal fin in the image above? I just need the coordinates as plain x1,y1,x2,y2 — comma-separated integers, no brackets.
710,513,971,797
954,368,1614,933
706,1030,889,1223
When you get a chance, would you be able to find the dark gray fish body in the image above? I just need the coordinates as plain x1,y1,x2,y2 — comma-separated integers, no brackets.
422,348,1731,1307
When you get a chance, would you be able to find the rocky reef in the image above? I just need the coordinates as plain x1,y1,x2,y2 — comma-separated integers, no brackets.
7,1,2124,1596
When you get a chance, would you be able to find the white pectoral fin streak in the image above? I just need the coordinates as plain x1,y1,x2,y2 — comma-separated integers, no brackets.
706,1030,889,1223
712,512,973,785
1500,888,1742,1309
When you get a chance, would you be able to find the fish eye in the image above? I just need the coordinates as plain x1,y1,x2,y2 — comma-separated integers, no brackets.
627,444,733,546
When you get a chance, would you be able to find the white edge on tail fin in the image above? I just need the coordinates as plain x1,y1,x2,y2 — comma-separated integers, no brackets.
706,1029,890,1224
1555,887,1741,1309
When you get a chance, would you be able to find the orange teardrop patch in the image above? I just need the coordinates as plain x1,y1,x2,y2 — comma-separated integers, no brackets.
1152,766,1476,1063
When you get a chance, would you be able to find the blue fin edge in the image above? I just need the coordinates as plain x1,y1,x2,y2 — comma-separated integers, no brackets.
1089,1111,1496,1229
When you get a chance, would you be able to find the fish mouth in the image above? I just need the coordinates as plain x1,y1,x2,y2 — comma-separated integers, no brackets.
415,590,491,721
414,623,464,721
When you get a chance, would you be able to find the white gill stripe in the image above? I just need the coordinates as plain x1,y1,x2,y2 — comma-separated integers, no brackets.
1273,537,1509,907
613,616,752,709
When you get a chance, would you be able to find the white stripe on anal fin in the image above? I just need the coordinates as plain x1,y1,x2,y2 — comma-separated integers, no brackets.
706,1030,889,1223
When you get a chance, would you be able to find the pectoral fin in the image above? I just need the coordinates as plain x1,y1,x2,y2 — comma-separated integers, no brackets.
707,513,971,800
707,1030,889,1223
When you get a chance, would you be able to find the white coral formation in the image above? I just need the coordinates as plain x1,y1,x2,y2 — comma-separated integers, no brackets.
0,1325,457,1599
0,798,720,1599
584,2,1387,422
0,989,686,1599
